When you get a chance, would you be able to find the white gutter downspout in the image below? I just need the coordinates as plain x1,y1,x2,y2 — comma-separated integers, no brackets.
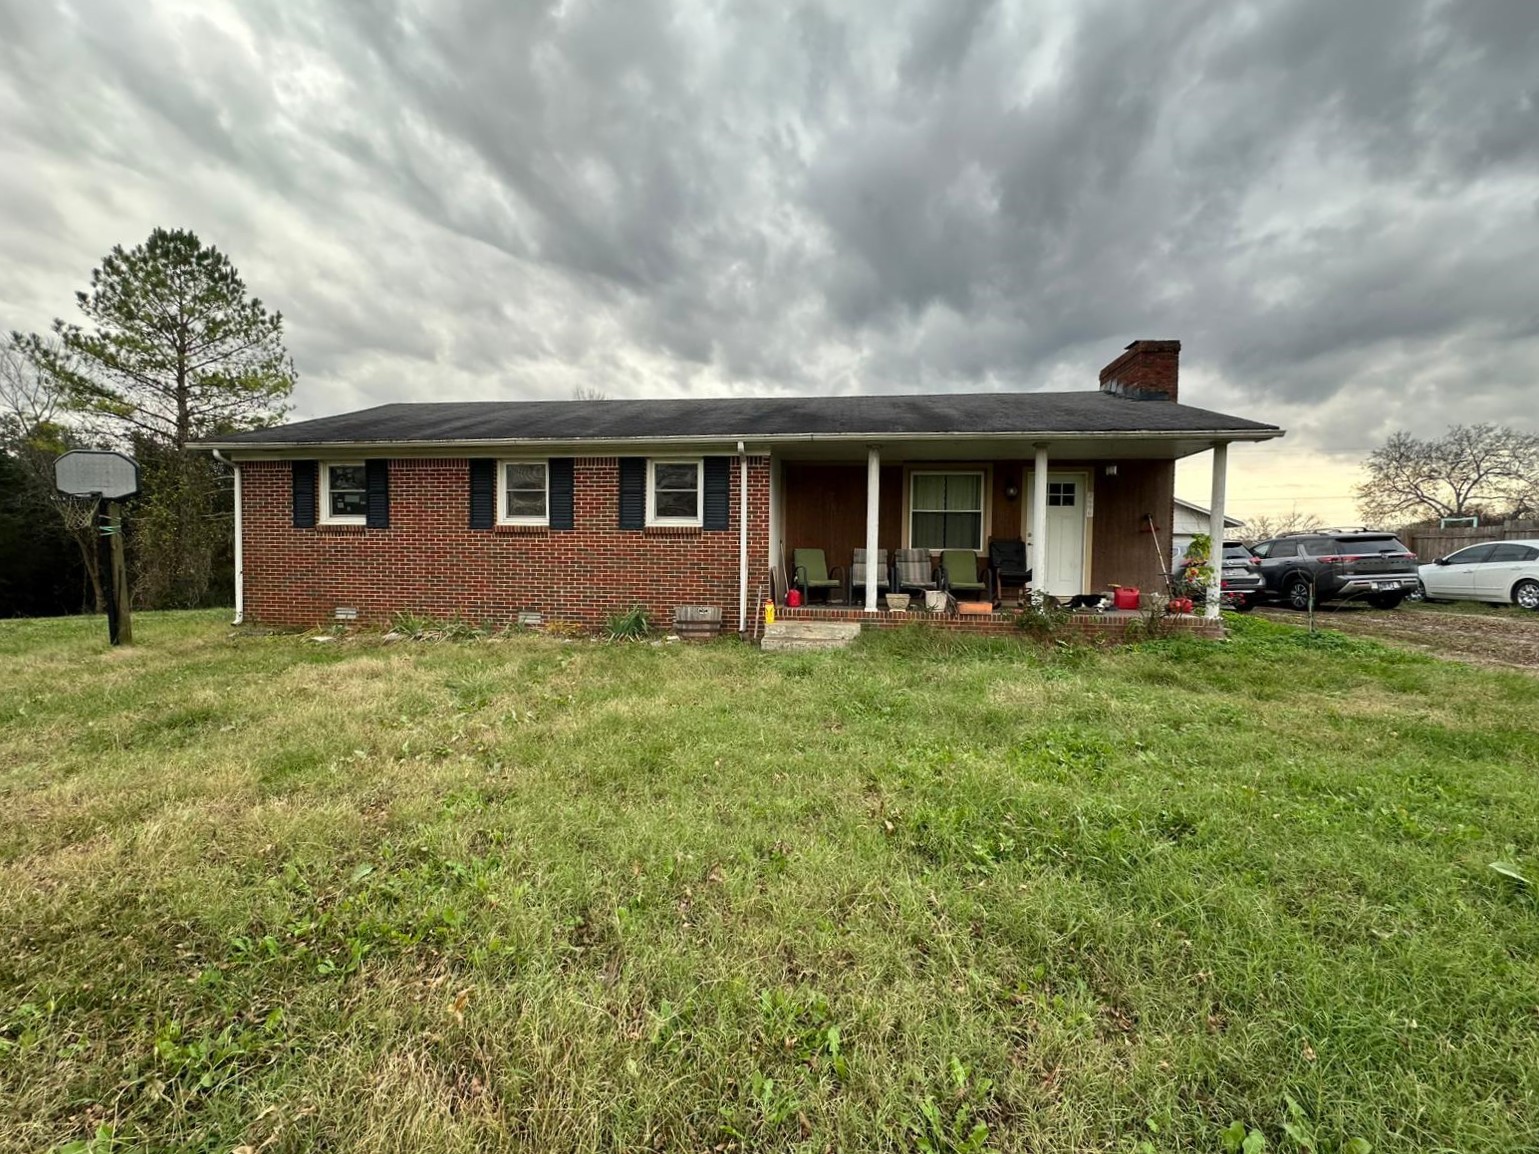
212,450,244,625
737,441,748,635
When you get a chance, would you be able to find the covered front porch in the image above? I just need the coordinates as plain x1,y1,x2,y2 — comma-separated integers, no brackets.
766,434,1236,620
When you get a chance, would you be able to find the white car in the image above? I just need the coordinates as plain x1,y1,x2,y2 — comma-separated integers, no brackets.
1418,539,1539,610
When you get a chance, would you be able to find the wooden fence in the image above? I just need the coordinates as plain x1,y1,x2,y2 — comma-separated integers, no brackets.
1402,521,1539,559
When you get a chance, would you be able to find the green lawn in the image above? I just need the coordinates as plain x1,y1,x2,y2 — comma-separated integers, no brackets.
2,612,1536,1153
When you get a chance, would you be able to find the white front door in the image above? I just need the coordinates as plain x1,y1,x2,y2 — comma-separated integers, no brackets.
1026,472,1087,596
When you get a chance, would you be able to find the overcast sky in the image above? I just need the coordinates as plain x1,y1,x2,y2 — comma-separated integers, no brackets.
2,0,1535,522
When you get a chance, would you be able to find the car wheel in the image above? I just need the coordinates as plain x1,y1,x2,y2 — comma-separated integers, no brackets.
1285,575,1313,611
1515,579,1539,612
1367,593,1404,610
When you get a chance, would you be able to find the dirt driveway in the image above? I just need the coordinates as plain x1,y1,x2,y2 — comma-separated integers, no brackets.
1254,603,1539,673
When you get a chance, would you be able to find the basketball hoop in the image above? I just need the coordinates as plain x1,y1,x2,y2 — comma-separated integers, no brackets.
53,450,139,646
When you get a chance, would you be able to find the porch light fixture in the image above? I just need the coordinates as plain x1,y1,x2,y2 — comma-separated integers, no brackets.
1004,482,1019,500
1104,464,1118,477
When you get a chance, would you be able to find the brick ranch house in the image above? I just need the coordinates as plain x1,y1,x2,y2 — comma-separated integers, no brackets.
193,340,1283,634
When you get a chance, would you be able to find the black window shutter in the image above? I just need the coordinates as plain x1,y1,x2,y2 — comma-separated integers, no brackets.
549,457,575,530
618,457,646,529
468,459,495,529
291,460,317,528
365,459,390,528
703,456,731,530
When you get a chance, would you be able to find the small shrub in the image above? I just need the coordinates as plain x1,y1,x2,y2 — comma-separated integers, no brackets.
1014,595,1069,639
605,604,652,640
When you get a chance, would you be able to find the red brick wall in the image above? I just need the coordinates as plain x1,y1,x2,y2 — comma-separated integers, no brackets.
241,457,771,632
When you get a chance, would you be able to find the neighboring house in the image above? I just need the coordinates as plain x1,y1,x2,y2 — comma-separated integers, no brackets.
193,340,1284,631
1171,499,1246,569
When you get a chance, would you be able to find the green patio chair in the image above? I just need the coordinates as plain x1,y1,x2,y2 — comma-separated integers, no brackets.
938,549,991,601
791,548,844,604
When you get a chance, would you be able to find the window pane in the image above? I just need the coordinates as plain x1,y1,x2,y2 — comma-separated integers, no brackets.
654,489,698,519
331,490,366,516
655,463,697,490
944,513,982,550
911,475,947,510
946,473,983,511
329,465,365,492
505,462,545,490
911,512,946,549
507,490,546,518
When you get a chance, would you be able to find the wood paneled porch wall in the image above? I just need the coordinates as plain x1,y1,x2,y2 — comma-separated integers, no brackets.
781,457,1174,594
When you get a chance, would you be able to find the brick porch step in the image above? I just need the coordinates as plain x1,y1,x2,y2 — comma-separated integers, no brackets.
760,620,862,652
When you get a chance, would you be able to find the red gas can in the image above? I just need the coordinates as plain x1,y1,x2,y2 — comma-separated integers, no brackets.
1112,586,1141,611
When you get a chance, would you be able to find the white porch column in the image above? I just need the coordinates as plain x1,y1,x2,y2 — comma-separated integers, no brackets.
865,446,881,612
1207,441,1229,619
1031,444,1049,595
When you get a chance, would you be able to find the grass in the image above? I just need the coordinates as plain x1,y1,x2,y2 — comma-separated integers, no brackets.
1,611,1536,1153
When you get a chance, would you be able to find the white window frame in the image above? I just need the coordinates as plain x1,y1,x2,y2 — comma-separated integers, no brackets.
646,458,704,527
319,461,368,525
908,469,986,552
498,459,550,526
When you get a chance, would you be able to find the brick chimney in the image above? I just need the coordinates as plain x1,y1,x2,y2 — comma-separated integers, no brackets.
1099,339,1180,401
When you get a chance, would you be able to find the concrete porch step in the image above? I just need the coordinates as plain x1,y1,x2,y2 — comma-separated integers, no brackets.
760,620,862,651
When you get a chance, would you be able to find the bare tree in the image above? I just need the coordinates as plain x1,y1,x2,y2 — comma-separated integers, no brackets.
1241,508,1325,544
1357,424,1539,526
572,385,609,401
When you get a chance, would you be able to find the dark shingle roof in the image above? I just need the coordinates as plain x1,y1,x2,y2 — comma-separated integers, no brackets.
202,391,1281,447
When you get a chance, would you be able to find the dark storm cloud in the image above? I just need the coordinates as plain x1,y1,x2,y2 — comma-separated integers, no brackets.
0,0,1535,454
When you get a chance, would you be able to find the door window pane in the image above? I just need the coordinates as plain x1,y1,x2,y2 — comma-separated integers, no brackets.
1047,481,1077,507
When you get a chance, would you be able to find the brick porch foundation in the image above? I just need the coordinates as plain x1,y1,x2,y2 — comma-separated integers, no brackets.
775,605,1225,641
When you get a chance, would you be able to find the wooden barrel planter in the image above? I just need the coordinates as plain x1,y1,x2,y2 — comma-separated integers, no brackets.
673,605,722,641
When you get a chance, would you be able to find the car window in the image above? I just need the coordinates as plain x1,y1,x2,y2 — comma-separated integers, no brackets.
1269,541,1299,558
1303,540,1337,556
1222,544,1252,561
1339,536,1410,554
1489,543,1535,563
1250,542,1272,558
1444,543,1497,565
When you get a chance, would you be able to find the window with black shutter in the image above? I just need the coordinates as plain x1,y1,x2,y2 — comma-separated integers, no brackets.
703,457,731,530
365,459,390,528
549,458,574,530
618,457,646,529
468,459,495,529
292,460,317,528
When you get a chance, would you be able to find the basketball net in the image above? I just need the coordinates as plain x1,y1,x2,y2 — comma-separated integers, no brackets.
54,492,101,533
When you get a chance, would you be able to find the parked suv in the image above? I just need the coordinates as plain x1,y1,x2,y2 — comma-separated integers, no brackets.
1250,531,1419,610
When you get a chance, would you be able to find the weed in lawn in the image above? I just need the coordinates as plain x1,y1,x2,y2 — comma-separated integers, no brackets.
604,603,652,640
